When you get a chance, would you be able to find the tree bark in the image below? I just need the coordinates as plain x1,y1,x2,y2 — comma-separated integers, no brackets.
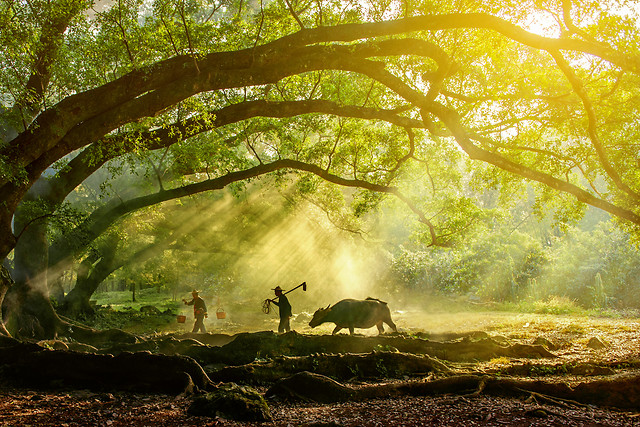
61,253,104,317
4,194,60,339
0,266,12,336
3,286,60,340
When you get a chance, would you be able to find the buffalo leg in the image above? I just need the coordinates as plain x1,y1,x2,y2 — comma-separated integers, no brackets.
349,327,355,335
376,321,384,334
332,326,343,335
384,318,397,332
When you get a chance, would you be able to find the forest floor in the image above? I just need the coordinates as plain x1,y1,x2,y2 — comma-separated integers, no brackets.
1,309,639,426
1,387,638,426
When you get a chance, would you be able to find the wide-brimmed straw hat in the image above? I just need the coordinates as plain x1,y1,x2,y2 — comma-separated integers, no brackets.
191,289,199,295
272,286,283,292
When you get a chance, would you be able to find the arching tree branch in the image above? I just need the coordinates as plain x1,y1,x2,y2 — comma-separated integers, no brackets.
48,159,445,269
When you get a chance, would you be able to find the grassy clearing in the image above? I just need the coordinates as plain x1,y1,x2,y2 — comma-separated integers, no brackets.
92,288,181,312
85,289,184,335
495,296,640,318
86,290,640,348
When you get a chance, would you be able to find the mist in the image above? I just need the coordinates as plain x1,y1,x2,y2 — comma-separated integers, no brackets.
112,180,403,334
86,171,640,337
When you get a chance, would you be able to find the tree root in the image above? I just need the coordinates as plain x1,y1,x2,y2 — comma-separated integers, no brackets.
56,315,137,346
210,350,451,383
154,330,556,366
266,372,640,410
521,388,590,409
0,338,213,394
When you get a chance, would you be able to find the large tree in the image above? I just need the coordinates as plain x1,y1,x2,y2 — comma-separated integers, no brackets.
1,0,640,337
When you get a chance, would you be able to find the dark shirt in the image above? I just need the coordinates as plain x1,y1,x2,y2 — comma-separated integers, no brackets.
186,296,207,316
272,294,292,318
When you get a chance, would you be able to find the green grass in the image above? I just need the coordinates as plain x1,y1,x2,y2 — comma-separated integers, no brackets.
80,307,178,335
85,289,185,334
92,288,181,312
496,296,588,316
495,296,640,319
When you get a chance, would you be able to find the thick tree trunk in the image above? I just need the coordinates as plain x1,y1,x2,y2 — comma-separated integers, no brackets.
62,237,118,317
4,285,60,339
62,231,181,316
12,222,48,292
4,199,60,339
61,268,97,317
0,266,12,336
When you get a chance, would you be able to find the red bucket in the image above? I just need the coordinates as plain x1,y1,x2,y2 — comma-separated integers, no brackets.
176,315,186,323
216,308,226,319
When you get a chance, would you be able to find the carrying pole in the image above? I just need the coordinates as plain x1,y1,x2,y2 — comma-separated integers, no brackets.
283,281,307,295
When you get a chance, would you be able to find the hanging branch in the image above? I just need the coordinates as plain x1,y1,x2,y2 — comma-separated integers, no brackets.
148,147,171,192
361,82,376,107
325,119,344,172
253,0,265,50
50,158,449,264
551,50,640,202
387,127,416,180
308,71,323,99
159,13,180,56
315,0,323,26
115,0,136,66
283,0,305,29
178,0,200,73
203,1,224,23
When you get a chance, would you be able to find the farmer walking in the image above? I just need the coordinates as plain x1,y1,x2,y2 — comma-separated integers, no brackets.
271,286,292,333
183,290,208,333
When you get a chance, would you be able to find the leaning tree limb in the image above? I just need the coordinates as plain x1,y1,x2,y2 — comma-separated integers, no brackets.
48,158,445,269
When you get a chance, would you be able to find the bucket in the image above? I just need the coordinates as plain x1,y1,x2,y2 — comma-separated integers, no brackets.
216,308,226,319
176,315,186,323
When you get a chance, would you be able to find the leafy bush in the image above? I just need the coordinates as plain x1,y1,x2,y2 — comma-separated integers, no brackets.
388,217,640,311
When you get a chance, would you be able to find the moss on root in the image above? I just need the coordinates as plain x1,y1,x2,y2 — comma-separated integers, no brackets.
187,383,272,422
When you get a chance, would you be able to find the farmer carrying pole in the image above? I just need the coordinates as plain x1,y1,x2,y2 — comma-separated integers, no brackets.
183,290,207,333
264,282,306,334
271,286,292,333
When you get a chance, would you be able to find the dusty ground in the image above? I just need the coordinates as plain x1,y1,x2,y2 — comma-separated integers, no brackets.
183,308,640,346
1,311,639,426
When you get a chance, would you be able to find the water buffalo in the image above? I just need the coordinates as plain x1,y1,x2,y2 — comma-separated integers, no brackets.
308,297,397,335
